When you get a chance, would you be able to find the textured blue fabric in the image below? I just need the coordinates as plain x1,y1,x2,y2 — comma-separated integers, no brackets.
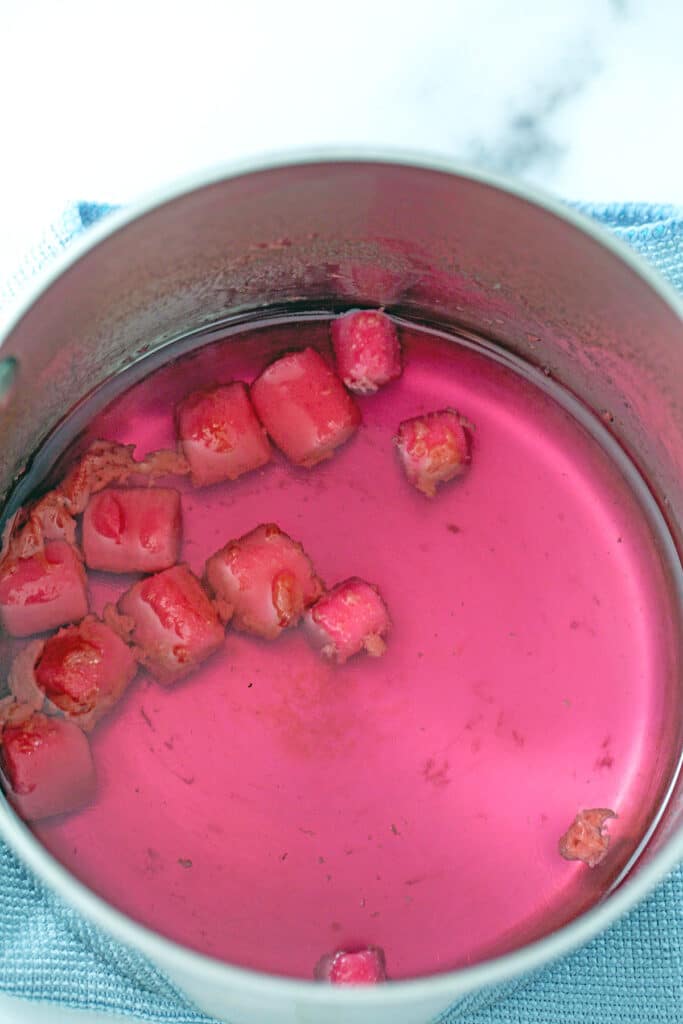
574,201,683,293
0,201,681,1023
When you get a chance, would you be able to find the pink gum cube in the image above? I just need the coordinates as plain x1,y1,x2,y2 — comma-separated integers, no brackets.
330,310,402,394
205,523,323,639
0,540,88,637
315,946,387,985
115,565,224,685
0,711,96,821
559,808,617,868
176,382,271,487
9,617,137,732
251,348,361,468
82,487,182,574
3,440,189,567
395,409,471,498
304,578,390,665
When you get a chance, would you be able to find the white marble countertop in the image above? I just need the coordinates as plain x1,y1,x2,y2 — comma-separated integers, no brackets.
1,0,682,287
0,1,681,1021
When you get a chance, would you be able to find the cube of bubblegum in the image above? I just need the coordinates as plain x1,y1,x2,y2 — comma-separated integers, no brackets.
395,409,471,498
251,348,361,468
82,487,182,574
0,541,88,637
559,808,617,868
115,565,224,685
304,578,390,664
205,523,323,639
9,617,138,732
3,440,190,566
0,711,96,821
315,946,387,985
330,310,402,394
176,383,271,487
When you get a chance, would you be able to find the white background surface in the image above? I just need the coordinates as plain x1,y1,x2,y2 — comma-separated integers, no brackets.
1,0,683,289
0,1,681,1021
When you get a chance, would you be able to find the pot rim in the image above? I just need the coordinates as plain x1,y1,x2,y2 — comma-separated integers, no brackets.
0,148,681,1008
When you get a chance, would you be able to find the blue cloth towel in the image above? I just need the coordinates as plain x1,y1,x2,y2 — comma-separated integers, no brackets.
0,200,681,1023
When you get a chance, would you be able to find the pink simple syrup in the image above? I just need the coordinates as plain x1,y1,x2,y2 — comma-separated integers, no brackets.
4,313,681,980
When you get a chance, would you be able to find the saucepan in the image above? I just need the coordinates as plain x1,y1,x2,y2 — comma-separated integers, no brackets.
0,153,681,1024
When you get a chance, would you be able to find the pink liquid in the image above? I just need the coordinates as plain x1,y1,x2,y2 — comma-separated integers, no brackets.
8,314,682,979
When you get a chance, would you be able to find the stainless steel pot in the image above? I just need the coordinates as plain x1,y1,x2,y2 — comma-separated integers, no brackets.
0,153,681,1024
